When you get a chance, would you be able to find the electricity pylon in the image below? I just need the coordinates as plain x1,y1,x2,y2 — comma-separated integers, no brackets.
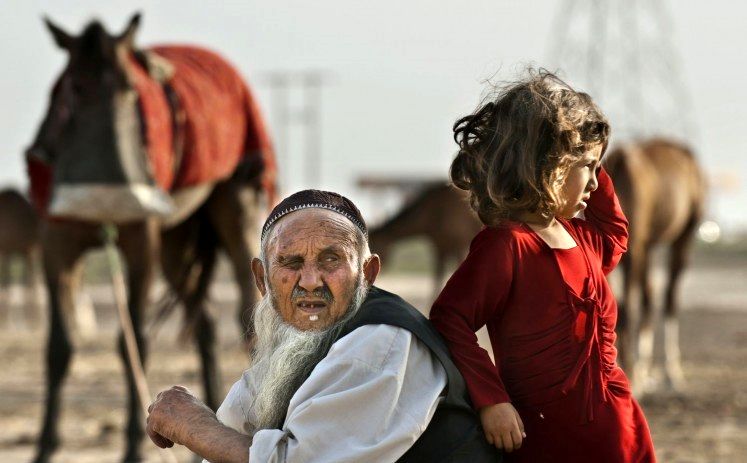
547,0,694,142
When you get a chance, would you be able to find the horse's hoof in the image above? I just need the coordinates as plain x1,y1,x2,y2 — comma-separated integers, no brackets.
663,374,686,393
122,451,144,463
32,437,59,463
31,452,52,463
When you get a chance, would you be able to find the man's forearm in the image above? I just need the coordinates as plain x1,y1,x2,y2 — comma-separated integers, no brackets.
184,415,251,463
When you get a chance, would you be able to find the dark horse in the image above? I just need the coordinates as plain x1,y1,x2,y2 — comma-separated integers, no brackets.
605,138,706,392
27,14,276,462
369,183,482,296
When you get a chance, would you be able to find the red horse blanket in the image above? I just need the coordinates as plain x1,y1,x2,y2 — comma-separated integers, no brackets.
28,45,276,213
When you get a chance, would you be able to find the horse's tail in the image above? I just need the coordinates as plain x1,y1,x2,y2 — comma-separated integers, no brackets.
180,216,218,343
147,213,218,343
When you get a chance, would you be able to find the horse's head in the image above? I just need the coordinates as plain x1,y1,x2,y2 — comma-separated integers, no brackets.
27,13,173,223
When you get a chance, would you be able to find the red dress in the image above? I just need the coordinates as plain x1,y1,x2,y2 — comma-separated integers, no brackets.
430,169,655,462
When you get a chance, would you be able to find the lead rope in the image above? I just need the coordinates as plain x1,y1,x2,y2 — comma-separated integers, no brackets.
101,224,178,463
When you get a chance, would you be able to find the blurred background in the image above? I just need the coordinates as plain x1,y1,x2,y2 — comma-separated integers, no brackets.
1,1,745,462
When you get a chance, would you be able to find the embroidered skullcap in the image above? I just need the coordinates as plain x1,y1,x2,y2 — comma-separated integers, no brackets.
261,189,367,241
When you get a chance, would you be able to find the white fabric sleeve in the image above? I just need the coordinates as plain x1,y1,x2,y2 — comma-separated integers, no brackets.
214,375,258,437
249,324,447,463
203,367,263,463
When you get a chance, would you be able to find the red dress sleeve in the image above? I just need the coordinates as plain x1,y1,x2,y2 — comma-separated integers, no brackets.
429,228,514,409
572,167,629,274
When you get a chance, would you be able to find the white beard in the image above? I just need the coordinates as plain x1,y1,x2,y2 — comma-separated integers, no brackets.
249,275,369,430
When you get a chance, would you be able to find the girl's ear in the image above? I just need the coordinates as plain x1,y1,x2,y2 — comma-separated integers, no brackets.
363,254,381,286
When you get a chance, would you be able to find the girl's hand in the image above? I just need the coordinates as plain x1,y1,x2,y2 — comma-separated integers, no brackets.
479,402,526,452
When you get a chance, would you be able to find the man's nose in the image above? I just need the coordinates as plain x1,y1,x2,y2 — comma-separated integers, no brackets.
298,264,323,292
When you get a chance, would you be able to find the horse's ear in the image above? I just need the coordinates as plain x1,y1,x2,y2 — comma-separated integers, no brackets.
44,16,75,50
118,12,141,48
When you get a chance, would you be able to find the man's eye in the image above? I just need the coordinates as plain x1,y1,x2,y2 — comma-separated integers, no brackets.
278,258,302,269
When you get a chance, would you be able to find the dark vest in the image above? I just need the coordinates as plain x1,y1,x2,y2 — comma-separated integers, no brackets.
332,286,502,463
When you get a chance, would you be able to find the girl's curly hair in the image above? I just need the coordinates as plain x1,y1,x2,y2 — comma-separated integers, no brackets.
451,70,610,226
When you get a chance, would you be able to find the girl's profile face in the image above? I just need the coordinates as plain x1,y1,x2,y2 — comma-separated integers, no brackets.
556,144,603,219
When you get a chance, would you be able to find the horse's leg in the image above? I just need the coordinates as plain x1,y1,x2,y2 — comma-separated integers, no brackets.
617,238,647,390
33,223,93,463
70,263,98,339
431,248,448,301
190,253,220,410
206,183,261,343
635,246,655,389
116,219,159,463
18,250,30,328
24,246,45,329
662,217,698,391
616,253,634,380
161,217,222,410
0,253,10,327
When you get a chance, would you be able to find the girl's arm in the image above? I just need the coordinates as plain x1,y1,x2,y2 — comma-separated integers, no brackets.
575,167,629,274
429,228,513,409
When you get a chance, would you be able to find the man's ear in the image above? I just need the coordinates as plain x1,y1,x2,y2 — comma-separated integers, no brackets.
363,254,381,286
251,258,267,296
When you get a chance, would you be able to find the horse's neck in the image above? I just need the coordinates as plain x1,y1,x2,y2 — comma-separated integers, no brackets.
372,207,430,244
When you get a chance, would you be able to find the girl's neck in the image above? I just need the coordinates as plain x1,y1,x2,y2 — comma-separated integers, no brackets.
516,210,556,229
516,210,578,249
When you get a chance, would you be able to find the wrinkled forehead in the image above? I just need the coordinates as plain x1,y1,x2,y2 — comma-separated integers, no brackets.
265,209,359,256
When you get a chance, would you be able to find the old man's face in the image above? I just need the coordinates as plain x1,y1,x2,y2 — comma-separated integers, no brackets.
253,209,372,331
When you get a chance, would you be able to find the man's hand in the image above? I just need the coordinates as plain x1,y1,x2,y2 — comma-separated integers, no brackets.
146,386,217,449
479,402,525,452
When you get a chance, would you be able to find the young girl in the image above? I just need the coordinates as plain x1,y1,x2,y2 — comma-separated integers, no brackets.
429,71,656,462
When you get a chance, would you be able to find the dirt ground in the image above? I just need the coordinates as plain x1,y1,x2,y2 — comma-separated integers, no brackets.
0,250,745,462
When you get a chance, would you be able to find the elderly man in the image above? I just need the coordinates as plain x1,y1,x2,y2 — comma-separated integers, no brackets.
146,190,499,462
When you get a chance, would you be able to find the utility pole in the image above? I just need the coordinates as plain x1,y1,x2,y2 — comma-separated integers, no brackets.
259,70,331,191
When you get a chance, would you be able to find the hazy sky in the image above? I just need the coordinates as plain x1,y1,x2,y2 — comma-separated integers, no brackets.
2,0,745,229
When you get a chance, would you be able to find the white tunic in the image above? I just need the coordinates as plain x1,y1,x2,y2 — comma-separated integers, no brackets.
210,324,447,463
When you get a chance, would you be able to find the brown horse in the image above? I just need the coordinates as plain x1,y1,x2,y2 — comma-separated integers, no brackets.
369,183,482,295
604,138,706,392
27,14,275,463
0,188,44,328
0,188,98,335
